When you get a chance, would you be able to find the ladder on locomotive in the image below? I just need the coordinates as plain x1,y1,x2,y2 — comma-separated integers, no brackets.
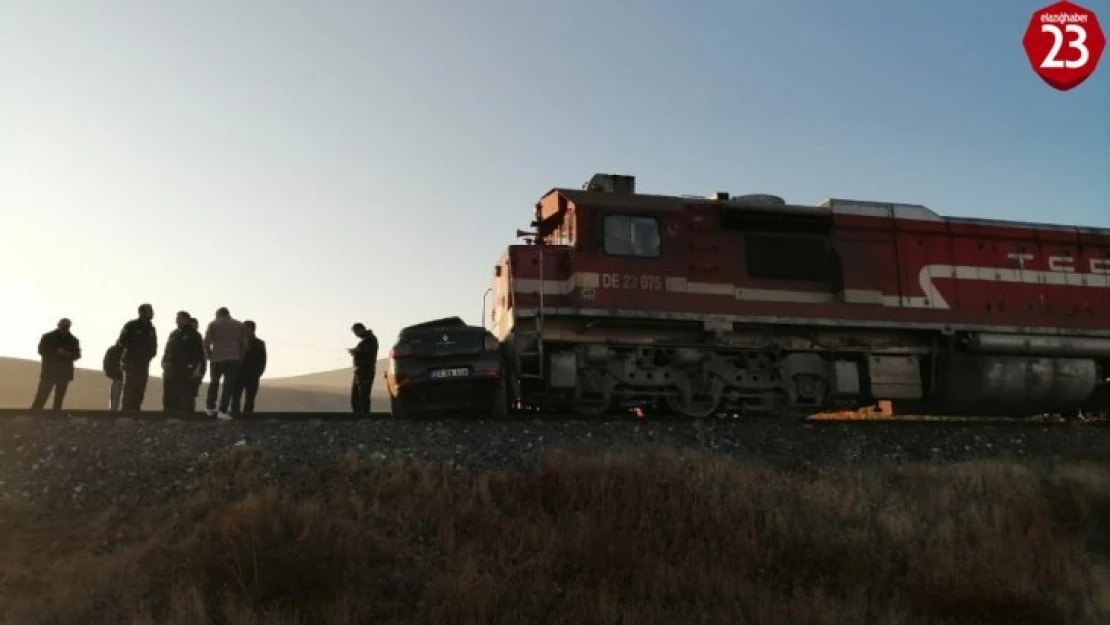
517,243,546,381
505,235,548,383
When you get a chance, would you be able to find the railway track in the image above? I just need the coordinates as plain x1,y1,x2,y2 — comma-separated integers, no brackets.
0,409,396,422
4,405,1109,515
0,407,1107,427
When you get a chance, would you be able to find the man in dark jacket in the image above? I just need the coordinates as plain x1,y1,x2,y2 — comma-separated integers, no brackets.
103,343,124,411
349,322,378,413
161,311,205,411
31,318,81,411
117,303,158,411
187,317,206,412
233,319,267,414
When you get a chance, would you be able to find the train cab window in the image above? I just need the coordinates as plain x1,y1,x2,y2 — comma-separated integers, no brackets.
603,215,660,257
746,235,829,282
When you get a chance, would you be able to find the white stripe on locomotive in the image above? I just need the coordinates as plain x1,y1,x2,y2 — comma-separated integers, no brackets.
512,262,1110,312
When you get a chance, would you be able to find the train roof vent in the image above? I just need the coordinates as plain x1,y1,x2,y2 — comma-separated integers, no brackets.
582,173,636,194
727,193,786,206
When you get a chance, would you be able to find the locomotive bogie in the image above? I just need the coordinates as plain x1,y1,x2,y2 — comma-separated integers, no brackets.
504,325,1108,418
500,316,933,418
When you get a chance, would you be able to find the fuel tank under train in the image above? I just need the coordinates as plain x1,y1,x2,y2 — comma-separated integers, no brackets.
895,332,1109,416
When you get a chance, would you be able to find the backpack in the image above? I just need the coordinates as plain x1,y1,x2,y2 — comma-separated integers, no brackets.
103,344,123,379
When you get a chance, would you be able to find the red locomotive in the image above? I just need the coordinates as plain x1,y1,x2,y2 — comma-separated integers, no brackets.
488,173,1110,418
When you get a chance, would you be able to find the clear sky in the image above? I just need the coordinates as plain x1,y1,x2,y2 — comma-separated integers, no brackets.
2,0,1107,378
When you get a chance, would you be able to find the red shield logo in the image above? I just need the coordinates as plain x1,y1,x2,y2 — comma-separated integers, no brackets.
1023,1,1105,90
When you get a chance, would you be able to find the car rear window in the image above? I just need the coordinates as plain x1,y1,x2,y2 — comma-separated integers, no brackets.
398,328,485,352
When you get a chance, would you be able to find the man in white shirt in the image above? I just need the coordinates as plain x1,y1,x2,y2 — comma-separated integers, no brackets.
203,307,247,420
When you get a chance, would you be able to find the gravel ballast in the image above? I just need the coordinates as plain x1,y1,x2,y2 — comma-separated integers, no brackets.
2,416,1109,512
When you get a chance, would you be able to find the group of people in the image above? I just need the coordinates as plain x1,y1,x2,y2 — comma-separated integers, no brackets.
32,304,267,419
30,304,380,417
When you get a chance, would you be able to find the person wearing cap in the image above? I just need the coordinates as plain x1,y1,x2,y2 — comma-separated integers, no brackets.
117,303,158,411
30,317,82,411
203,307,247,420
348,322,378,413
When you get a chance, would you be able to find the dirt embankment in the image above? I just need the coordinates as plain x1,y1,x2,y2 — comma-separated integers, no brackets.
2,419,1110,623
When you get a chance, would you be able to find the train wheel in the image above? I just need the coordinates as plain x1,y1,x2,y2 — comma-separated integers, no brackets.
792,374,828,408
665,391,719,418
664,375,723,419
573,368,615,416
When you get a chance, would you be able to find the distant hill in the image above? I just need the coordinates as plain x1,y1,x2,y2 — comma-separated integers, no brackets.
0,357,383,412
265,359,390,392
265,359,392,404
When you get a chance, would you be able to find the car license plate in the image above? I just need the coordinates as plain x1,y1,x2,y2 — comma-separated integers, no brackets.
430,367,469,379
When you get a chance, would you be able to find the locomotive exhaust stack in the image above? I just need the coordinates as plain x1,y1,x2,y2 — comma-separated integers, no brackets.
488,174,1110,420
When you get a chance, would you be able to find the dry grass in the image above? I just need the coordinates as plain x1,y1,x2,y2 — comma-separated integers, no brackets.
2,447,1110,625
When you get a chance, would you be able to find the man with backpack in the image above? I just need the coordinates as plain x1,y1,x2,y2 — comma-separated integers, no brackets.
103,343,124,411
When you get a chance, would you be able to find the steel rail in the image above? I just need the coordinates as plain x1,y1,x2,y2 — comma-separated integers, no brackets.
0,408,1106,427
0,409,394,422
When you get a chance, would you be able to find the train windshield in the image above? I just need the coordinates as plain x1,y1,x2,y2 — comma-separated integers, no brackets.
603,215,660,257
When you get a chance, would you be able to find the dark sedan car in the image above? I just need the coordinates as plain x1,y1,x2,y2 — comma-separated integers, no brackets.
385,316,509,419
